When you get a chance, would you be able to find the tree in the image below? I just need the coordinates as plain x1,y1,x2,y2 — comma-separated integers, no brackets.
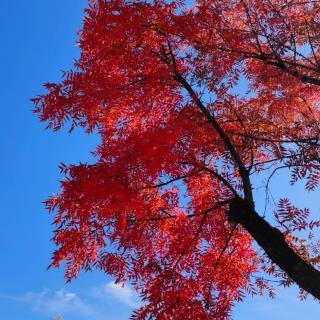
33,0,320,318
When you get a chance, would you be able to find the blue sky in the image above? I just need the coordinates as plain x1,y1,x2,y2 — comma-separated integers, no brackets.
0,1,319,319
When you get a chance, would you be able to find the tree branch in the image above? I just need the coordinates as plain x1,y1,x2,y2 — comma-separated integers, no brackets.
173,71,253,202
227,198,320,299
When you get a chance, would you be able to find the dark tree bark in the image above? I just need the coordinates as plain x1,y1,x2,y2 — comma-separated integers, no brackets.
228,198,320,300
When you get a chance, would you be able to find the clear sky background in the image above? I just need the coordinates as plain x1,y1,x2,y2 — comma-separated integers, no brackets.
0,1,319,319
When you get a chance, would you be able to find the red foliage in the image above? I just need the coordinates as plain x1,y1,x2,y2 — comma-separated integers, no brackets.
33,1,320,318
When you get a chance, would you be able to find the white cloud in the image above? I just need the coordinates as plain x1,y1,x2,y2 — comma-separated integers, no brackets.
11,288,95,319
0,281,140,320
92,281,140,309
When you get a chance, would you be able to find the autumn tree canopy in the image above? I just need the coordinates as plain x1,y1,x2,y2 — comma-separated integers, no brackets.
33,0,320,318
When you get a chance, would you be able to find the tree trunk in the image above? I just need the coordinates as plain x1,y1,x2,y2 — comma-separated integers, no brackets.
227,198,320,299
